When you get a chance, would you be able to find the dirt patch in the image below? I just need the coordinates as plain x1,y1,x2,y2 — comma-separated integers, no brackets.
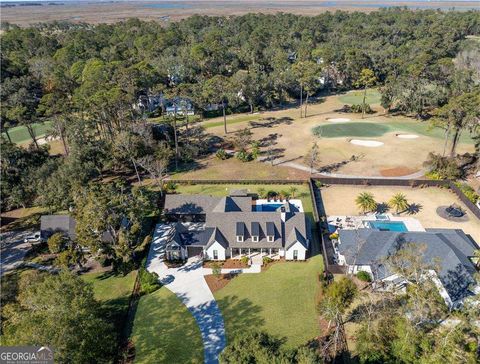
204,273,237,293
380,167,417,177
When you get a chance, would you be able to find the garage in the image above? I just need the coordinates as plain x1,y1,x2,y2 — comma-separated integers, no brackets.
187,246,203,257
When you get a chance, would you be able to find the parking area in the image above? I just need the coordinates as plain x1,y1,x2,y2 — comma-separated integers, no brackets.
1,229,36,275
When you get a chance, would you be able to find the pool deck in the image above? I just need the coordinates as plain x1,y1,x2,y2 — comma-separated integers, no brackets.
328,213,425,232
254,198,304,212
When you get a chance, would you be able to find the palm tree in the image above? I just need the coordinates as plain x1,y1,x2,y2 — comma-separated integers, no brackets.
257,187,266,199
355,192,377,214
289,186,298,198
388,193,409,214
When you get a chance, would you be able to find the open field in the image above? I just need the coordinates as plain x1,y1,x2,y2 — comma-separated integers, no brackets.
338,89,381,105
200,93,475,177
2,1,479,26
131,287,203,364
214,254,323,348
320,185,480,242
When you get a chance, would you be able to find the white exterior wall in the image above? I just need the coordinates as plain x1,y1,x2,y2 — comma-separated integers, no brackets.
285,241,307,260
346,265,373,275
204,241,226,260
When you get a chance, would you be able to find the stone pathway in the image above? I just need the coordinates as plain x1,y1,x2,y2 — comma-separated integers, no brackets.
146,224,226,364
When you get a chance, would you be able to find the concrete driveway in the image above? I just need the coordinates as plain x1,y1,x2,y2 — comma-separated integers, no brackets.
0,229,35,275
146,224,226,364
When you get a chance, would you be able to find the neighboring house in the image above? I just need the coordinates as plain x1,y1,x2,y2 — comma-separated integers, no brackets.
163,190,311,261
40,215,76,240
336,228,479,308
164,97,195,116
40,215,125,243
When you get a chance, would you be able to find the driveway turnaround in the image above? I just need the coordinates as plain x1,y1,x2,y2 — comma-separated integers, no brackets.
146,224,226,364
0,229,35,276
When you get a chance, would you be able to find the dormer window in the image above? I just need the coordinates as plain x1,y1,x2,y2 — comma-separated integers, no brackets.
266,222,275,243
251,222,260,243
236,222,245,243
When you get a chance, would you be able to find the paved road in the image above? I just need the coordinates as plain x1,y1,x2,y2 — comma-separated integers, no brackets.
146,224,226,364
0,229,35,275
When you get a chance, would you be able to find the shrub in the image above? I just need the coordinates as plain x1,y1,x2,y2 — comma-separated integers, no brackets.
263,256,273,265
165,181,177,192
455,182,479,204
423,152,461,179
329,232,339,240
216,148,228,160
236,150,252,162
139,267,161,294
240,256,249,265
211,262,222,278
356,271,372,282
47,233,64,254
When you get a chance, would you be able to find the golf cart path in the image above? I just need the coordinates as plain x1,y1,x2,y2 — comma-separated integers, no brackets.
263,157,426,180
146,224,226,364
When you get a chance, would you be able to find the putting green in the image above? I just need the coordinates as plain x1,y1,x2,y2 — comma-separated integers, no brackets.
313,121,474,143
338,89,381,105
313,122,390,138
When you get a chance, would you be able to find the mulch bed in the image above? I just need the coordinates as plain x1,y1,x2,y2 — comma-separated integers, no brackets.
204,273,238,293
203,259,248,269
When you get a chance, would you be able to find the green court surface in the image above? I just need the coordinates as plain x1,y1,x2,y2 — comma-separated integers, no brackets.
338,89,381,105
313,121,474,144
2,121,53,144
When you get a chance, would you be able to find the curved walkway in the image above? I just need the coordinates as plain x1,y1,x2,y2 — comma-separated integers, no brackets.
146,224,226,364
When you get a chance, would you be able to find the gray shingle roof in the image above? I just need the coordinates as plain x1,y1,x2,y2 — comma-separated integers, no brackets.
164,195,221,214
41,215,76,239
338,229,478,302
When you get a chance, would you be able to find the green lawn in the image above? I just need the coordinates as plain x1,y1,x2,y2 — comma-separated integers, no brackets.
174,183,314,222
82,270,137,339
131,287,203,364
312,120,474,144
214,255,323,348
202,114,260,129
338,89,381,105
2,121,53,144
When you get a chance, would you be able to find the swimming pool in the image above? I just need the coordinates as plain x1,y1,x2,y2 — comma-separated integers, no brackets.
367,221,408,232
253,204,283,212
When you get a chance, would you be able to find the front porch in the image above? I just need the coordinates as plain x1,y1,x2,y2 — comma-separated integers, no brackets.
229,248,281,261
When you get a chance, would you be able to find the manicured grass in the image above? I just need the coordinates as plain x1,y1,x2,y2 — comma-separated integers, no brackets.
82,271,137,340
312,120,474,143
202,114,259,129
313,122,389,138
338,89,381,105
2,121,53,144
174,183,314,222
214,255,323,348
131,287,203,364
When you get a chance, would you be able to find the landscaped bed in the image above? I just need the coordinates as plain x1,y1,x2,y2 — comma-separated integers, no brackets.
130,287,203,364
214,255,324,349
203,259,248,269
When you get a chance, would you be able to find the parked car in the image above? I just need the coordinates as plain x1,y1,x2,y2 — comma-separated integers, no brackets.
24,232,45,244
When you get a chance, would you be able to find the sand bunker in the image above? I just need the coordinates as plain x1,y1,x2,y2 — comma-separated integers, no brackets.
327,118,351,123
350,139,384,147
396,134,419,139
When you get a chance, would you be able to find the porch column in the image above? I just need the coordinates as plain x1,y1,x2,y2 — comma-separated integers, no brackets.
269,248,272,255
260,248,263,255
239,248,242,257
249,248,251,256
